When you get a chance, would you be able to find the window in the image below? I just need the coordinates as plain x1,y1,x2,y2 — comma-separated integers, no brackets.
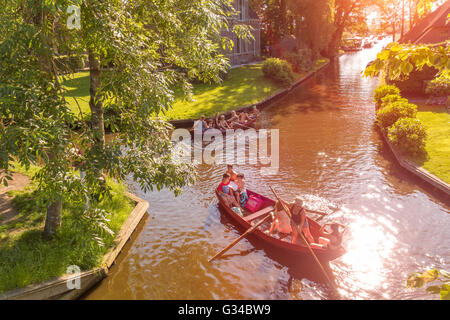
238,0,245,21
236,38,241,54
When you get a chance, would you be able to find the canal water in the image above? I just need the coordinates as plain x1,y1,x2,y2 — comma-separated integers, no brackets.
85,40,449,300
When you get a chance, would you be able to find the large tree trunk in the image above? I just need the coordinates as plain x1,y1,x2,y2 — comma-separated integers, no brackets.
280,0,287,35
43,199,62,239
401,0,405,39
326,26,344,58
392,19,396,42
88,50,105,148
26,2,64,239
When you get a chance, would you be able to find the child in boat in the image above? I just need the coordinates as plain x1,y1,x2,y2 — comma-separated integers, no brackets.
226,164,240,205
217,173,239,208
273,197,314,244
268,201,292,237
226,164,238,182
227,111,240,127
238,111,250,124
290,198,315,244
317,223,346,250
218,114,232,130
192,115,207,133
236,173,248,208
249,106,260,119
206,119,215,129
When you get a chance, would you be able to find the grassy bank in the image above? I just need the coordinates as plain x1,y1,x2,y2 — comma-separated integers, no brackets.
62,59,329,120
414,109,450,184
0,168,134,294
63,71,91,117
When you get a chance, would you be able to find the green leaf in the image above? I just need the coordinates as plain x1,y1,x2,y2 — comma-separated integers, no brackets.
407,272,424,288
426,285,441,294
440,284,450,300
422,269,440,283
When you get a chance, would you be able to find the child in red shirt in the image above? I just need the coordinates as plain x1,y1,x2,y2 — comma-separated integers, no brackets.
217,173,239,207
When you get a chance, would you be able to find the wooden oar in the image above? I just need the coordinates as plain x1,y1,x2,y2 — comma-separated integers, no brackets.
269,186,338,291
208,214,272,263
305,208,328,216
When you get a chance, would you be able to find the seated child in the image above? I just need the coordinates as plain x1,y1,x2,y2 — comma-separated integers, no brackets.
217,173,239,208
236,173,248,208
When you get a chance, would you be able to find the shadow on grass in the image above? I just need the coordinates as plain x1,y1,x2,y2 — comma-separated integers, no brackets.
167,64,286,119
61,72,90,98
409,151,430,167
0,191,45,243
61,61,329,121
0,181,134,294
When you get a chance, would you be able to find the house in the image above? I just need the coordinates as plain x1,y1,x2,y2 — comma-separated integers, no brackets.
222,0,261,65
389,1,450,94
400,1,450,44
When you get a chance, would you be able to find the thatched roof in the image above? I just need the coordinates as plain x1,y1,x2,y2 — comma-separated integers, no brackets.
400,1,450,44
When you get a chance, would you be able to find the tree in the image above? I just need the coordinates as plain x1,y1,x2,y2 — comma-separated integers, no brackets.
378,0,402,41
251,0,294,48
0,0,249,238
288,0,333,57
326,0,377,57
364,42,450,80
251,0,333,56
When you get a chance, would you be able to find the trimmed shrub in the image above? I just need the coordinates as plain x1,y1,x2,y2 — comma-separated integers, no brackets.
376,100,417,130
388,118,427,157
374,84,400,106
380,94,408,108
389,65,438,95
425,75,450,97
262,58,295,87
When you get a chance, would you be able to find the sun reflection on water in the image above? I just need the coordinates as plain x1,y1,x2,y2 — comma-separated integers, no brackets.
339,213,398,297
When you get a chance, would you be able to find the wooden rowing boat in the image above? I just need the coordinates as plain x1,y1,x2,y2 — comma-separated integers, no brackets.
190,116,258,139
215,189,346,261
231,117,257,129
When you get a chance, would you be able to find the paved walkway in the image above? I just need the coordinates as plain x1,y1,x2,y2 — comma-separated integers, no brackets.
0,172,30,226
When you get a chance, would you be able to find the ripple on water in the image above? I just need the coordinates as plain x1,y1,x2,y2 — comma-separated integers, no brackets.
85,40,449,300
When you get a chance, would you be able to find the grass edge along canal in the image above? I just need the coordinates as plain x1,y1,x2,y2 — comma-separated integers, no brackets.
415,109,450,184
62,59,329,121
0,164,134,294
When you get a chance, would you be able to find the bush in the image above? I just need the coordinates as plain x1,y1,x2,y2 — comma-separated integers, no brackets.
376,100,417,130
388,118,427,156
262,58,295,87
389,65,438,95
374,84,400,106
380,94,408,108
283,49,313,73
55,54,86,73
425,75,450,97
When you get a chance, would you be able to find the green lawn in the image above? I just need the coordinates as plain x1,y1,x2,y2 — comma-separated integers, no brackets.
0,166,134,294
62,71,91,117
414,109,450,184
165,63,299,120
62,59,329,121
